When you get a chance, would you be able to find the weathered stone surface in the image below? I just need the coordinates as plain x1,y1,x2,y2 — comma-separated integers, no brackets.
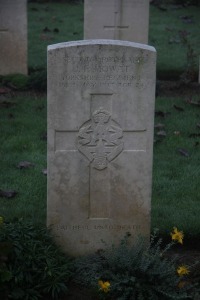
0,0,27,75
47,40,156,256
199,56,200,84
84,0,149,43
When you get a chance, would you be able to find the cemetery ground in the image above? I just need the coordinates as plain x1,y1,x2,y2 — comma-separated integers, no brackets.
1,1,200,299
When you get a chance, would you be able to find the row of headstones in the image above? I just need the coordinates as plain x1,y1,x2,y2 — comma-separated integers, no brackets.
0,0,149,75
1,0,200,82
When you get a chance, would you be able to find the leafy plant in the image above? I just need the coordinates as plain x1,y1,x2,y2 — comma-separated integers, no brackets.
0,219,73,300
74,230,196,300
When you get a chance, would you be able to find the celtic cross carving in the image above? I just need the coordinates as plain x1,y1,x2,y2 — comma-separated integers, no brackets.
77,108,124,170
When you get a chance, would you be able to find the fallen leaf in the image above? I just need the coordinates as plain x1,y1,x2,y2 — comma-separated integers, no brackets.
40,34,53,41
17,161,35,169
0,190,17,198
179,30,190,38
42,169,47,176
154,123,165,129
155,111,170,118
177,148,190,157
0,100,16,108
43,26,51,32
180,15,194,24
173,105,184,111
156,130,167,137
186,99,200,106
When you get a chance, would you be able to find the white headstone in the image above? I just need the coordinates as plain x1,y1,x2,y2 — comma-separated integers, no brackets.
84,0,149,44
0,0,27,75
199,56,200,84
47,40,156,256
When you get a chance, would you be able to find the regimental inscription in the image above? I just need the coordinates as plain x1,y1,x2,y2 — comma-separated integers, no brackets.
48,52,152,89
77,108,124,170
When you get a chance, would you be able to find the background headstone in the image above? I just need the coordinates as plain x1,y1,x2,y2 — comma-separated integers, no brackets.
0,0,27,75
47,40,156,256
84,0,149,44
199,56,200,84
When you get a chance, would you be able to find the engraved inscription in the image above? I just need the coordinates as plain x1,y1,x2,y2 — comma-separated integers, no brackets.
52,53,151,89
78,108,123,170
55,224,142,231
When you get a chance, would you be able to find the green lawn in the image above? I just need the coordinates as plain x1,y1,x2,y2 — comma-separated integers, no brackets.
152,96,200,236
28,2,83,70
149,4,200,78
0,94,47,225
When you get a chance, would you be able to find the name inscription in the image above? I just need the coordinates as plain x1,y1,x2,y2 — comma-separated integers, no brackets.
55,224,141,231
49,52,151,89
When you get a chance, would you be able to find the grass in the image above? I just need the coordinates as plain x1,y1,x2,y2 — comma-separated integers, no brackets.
28,2,83,70
152,96,200,236
149,4,200,78
0,93,47,224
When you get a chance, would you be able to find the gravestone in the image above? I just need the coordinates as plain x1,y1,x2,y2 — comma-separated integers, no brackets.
199,56,200,84
0,0,27,75
84,0,149,44
47,40,156,256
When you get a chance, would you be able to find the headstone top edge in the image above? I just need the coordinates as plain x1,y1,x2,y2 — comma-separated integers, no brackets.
47,39,156,53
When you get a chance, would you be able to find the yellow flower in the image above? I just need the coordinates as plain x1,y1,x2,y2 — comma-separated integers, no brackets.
171,227,184,244
0,216,4,225
177,265,190,276
98,280,110,293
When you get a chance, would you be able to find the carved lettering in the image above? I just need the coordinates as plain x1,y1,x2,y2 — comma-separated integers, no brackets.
55,224,142,231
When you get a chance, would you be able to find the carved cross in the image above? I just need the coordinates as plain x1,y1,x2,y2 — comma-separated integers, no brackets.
104,0,129,39
55,93,145,220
